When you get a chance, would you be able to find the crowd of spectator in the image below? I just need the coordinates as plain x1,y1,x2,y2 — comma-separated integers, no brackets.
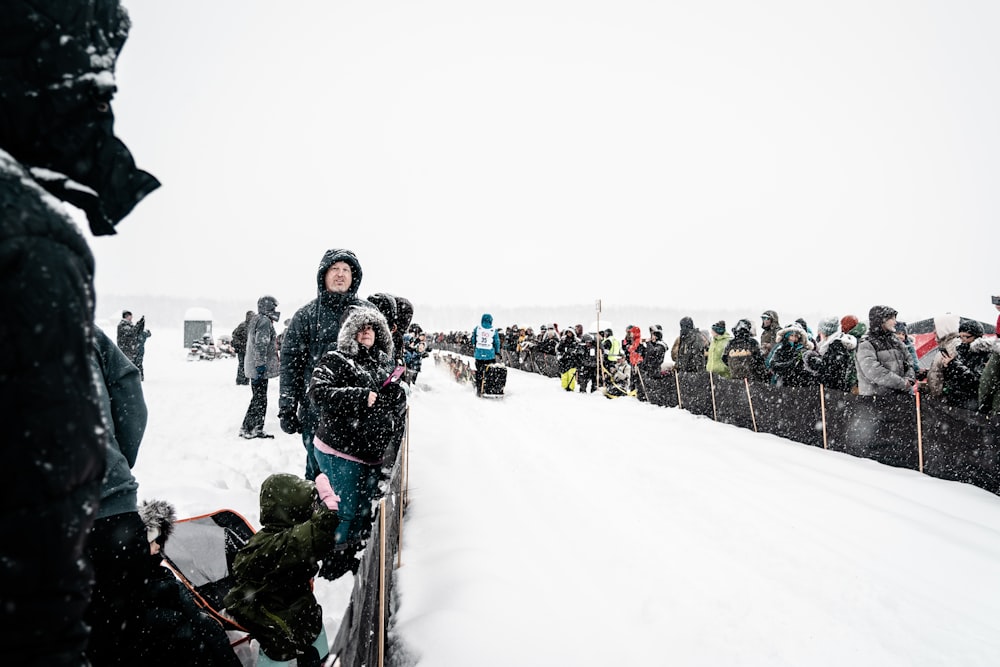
429,297,1000,418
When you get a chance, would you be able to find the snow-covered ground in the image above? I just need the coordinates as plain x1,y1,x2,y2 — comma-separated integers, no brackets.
131,328,1000,666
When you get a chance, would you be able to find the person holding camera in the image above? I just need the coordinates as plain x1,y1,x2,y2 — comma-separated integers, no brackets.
306,306,406,580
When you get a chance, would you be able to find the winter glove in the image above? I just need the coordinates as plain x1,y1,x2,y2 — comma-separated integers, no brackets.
315,473,340,511
255,365,266,380
279,410,301,434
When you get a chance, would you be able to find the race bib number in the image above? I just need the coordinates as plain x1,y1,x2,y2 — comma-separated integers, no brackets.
476,327,495,350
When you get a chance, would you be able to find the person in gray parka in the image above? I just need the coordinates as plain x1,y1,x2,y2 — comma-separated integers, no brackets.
855,305,916,397
241,295,281,439
279,249,371,479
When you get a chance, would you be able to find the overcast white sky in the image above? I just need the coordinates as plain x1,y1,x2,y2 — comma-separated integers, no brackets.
86,1,999,323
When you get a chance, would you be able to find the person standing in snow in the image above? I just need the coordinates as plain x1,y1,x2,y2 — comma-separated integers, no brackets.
402,324,429,384
722,319,768,383
117,310,139,356
231,310,253,385
0,2,160,663
855,305,916,396
577,333,599,393
83,327,151,666
705,320,732,379
802,316,858,393
978,339,1000,417
241,295,280,439
925,313,962,400
472,313,502,395
671,317,708,373
759,310,781,358
637,325,670,401
767,322,815,388
306,306,407,580
940,320,992,411
117,311,151,377
556,327,583,392
893,321,920,371
279,249,370,480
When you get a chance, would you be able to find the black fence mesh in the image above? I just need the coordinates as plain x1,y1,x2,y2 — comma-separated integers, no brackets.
442,343,1000,496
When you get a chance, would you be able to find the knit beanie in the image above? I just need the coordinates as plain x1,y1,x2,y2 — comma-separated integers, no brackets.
840,315,859,334
818,317,839,337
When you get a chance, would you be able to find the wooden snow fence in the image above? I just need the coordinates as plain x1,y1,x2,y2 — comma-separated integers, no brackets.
329,406,410,667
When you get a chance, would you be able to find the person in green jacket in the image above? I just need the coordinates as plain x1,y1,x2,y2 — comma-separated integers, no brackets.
706,320,733,379
224,473,340,667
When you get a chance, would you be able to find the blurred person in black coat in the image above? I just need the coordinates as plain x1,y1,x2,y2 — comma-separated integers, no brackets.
0,1,160,663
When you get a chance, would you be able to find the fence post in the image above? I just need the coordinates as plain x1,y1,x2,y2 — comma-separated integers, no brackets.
398,410,408,569
379,498,387,667
403,405,410,508
916,390,924,473
709,372,718,421
820,384,828,450
744,378,758,433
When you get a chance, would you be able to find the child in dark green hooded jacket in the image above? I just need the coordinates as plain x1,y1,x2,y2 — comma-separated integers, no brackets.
224,473,340,666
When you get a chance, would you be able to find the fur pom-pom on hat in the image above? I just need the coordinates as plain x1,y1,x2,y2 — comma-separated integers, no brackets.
139,499,177,546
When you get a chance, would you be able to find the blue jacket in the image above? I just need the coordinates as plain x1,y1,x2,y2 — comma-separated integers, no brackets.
473,314,501,361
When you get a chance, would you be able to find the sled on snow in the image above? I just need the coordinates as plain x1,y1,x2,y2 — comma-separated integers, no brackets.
480,362,507,398
161,509,258,664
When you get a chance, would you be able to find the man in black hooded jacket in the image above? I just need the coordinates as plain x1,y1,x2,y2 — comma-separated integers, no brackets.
0,2,159,664
279,249,371,480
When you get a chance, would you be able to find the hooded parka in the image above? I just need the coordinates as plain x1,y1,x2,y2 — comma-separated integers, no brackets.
307,306,405,463
224,474,339,662
280,250,370,432
855,306,915,396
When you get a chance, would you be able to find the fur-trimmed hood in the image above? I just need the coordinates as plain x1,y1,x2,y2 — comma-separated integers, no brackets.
818,330,857,356
139,499,176,546
777,323,815,350
336,306,394,358
969,336,995,355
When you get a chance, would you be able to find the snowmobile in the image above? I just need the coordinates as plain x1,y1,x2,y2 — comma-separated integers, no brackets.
187,334,220,361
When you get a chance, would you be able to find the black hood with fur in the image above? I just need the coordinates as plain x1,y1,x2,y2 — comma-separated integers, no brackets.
139,499,176,547
337,306,394,359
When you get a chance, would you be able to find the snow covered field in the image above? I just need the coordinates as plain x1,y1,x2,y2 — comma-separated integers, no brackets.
131,328,1000,666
